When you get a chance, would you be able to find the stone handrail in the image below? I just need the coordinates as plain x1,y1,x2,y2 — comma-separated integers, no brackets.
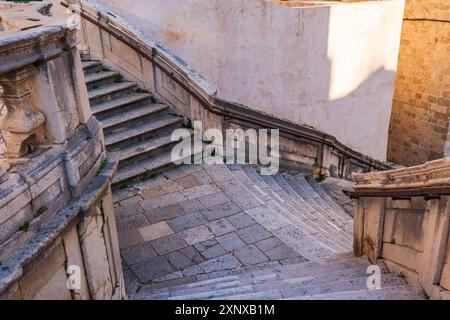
0,2,124,299
65,0,393,178
0,2,87,158
347,158,450,300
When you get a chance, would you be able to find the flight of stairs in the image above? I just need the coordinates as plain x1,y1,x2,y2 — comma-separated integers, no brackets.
82,60,195,188
132,255,423,300
123,165,425,300
83,59,425,300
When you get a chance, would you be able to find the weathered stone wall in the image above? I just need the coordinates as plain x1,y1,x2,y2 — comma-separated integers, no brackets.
388,0,450,166
0,2,124,300
87,0,405,161
72,0,392,180
351,158,450,300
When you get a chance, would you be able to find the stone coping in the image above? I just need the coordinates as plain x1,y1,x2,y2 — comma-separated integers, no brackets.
0,1,78,74
0,153,118,295
352,157,450,190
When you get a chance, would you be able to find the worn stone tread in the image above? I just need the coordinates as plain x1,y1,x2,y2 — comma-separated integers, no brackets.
105,116,183,147
91,92,153,116
81,60,102,71
88,81,137,100
85,70,118,84
101,103,168,130
117,130,192,163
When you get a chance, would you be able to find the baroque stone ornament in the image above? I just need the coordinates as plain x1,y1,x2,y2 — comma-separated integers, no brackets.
0,66,45,157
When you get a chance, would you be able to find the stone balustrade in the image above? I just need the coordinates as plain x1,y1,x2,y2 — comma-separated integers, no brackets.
66,0,392,179
347,158,450,300
0,2,124,300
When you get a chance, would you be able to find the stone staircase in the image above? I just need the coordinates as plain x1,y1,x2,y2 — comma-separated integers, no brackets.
112,163,426,300
82,60,195,188
86,59,425,300
132,255,423,300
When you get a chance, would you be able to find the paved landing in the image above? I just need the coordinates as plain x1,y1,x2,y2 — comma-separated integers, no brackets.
113,164,308,294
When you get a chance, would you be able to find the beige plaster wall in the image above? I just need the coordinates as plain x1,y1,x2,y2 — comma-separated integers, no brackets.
90,0,404,161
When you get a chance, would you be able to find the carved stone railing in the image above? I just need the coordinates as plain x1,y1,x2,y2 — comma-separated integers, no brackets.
64,0,393,179
0,2,124,300
345,158,450,300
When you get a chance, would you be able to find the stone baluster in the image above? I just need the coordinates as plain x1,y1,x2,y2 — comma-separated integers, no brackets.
0,66,45,158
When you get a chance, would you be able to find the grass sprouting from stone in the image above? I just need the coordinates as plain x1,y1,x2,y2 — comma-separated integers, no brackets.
19,221,30,232
113,74,124,83
34,205,48,219
96,159,108,176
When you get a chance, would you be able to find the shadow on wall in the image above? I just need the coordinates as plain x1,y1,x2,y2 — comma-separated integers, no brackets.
88,0,403,161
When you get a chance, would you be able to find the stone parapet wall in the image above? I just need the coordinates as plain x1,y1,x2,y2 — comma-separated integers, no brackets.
87,0,405,161
68,0,392,179
0,2,124,300
388,0,450,166
349,157,450,300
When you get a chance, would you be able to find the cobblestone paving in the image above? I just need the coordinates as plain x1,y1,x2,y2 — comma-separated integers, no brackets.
113,164,308,294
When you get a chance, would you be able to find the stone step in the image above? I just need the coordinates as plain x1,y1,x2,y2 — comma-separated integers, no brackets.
101,103,168,135
136,256,367,298
159,265,372,299
85,70,119,90
88,82,137,105
167,273,406,300
91,92,153,119
286,284,425,300
82,60,102,74
105,116,183,150
288,173,351,225
112,143,203,187
282,173,346,223
274,174,353,243
305,175,353,218
233,165,352,252
117,129,193,167
242,166,352,251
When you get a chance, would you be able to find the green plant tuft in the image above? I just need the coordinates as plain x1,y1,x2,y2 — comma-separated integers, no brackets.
142,172,159,181
113,74,124,83
150,95,157,103
96,159,108,176
135,88,149,93
182,119,193,129
19,221,30,232
34,205,48,219
315,174,328,183
92,83,99,90
119,182,129,190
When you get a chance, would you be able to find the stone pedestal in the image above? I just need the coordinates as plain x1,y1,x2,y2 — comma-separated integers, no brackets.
0,67,45,158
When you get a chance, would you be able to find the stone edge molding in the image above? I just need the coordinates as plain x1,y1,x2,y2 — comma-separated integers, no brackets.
352,158,450,190
0,2,125,299
66,0,393,177
346,157,450,300
0,154,119,295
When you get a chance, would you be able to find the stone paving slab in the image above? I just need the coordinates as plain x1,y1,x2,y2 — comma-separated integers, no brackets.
180,225,214,245
206,218,236,236
144,204,185,224
226,212,255,229
151,234,187,255
202,202,242,221
113,164,310,293
216,232,247,251
168,211,208,232
138,221,174,242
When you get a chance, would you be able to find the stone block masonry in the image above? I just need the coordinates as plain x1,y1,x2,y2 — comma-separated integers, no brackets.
388,0,450,166
0,2,124,300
